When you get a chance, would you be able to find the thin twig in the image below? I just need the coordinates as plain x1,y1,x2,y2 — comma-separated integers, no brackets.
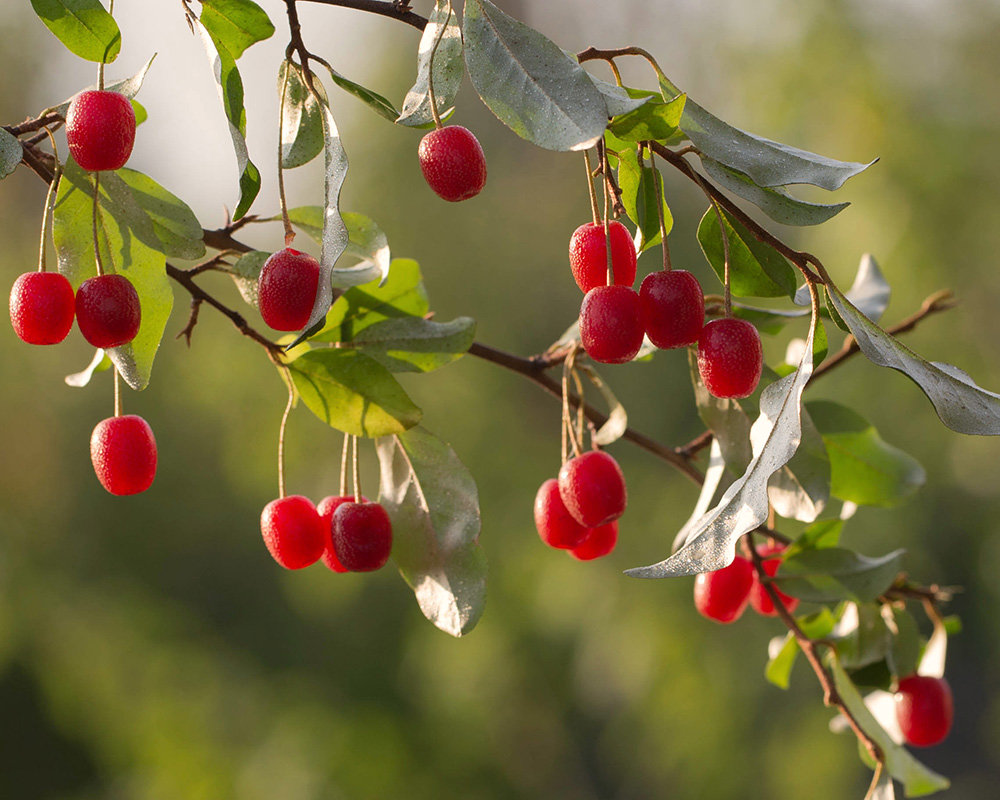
299,0,427,30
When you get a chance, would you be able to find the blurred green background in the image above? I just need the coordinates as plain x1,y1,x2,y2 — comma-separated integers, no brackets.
2,1,1000,797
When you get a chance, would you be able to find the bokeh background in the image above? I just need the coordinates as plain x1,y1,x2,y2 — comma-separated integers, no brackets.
2,1,1000,797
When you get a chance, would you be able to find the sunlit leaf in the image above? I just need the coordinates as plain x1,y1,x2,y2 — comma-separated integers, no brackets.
50,54,157,117
397,0,464,127
279,60,327,169
697,206,797,298
199,0,273,60
229,250,268,307
65,349,110,388
617,148,671,252
0,129,22,180
608,93,685,143
321,62,399,123
585,74,649,117
30,0,121,63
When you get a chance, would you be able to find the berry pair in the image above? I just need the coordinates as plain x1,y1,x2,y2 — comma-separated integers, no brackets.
693,545,799,624
533,450,626,561
90,414,158,495
260,494,393,572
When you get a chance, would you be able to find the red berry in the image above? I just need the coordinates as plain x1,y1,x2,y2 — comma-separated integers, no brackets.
569,521,618,561
418,125,487,202
580,285,645,364
749,547,800,617
75,273,141,349
258,248,320,331
697,317,763,399
639,269,704,349
9,271,75,345
317,494,369,572
66,90,136,172
694,556,754,623
557,450,627,528
332,501,393,572
895,675,954,747
260,495,325,570
90,414,157,496
568,221,637,293
533,479,589,549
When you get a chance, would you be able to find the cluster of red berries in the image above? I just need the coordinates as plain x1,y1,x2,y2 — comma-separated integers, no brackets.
533,450,626,560
260,494,393,573
693,545,799,624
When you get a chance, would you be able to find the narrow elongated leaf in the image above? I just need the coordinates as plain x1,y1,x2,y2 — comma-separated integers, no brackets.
288,349,421,437
697,207,797,298
618,148,671,252
376,427,487,637
397,1,464,127
768,405,830,522
844,253,890,323
199,0,273,60
628,316,817,578
608,93,685,143
826,283,1000,434
31,0,121,63
50,55,156,117
65,349,110,387
463,0,608,151
672,440,730,552
701,157,848,226
586,75,649,117
322,63,399,123
776,547,905,603
279,61,327,169
282,207,390,289
0,129,21,180
353,316,475,373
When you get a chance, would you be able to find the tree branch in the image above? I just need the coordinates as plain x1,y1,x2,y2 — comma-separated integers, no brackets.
298,0,427,30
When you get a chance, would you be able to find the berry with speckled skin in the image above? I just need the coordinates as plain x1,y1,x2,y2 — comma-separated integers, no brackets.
569,521,618,561
534,479,589,549
317,494,369,573
75,273,141,349
260,495,325,569
332,501,393,572
895,675,954,747
568,221,637,293
558,450,627,528
66,90,136,172
418,126,487,202
697,317,763,399
9,272,75,344
749,546,800,617
580,285,645,364
694,556,754,623
90,415,157,496
258,248,320,331
639,269,704,349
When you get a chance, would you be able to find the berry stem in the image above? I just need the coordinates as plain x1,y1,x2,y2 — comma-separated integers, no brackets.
351,434,361,503
277,367,295,498
648,148,672,271
113,369,122,417
424,0,452,130
277,61,296,248
601,147,614,286
97,0,113,90
340,433,350,497
36,128,61,273
863,763,885,800
583,150,600,226
561,356,582,458
91,173,106,277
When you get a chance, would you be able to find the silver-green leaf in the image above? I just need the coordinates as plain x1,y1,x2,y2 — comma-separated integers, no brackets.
397,0,464,128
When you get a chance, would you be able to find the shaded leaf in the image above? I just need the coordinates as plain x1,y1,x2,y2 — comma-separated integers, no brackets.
354,316,475,373
65,349,110,388
397,1,464,127
279,60,327,169
112,168,205,259
0,129,22,180
688,348,752,472
768,404,830,522
888,607,922,681
585,75,649,117
577,364,627,446
321,62,399,123
672,440,731,552
30,0,121,63
229,250,268,307
776,547,905,603
698,206,797,298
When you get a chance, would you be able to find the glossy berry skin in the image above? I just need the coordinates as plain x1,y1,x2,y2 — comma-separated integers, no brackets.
66,90,136,172
75,273,141,349
9,272,75,345
697,317,763,399
749,547,800,617
317,494,369,573
570,521,618,561
580,285,645,364
534,479,589,550
694,556,754,623
558,450,627,528
260,495,325,570
418,126,487,202
639,269,705,349
258,248,320,331
568,221,637,293
90,415,157,496
332,501,393,572
895,675,954,747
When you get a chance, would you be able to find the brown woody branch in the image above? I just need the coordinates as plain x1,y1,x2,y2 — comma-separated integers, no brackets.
299,0,427,30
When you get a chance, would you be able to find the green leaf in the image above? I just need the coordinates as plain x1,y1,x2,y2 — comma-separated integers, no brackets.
130,99,147,126
288,349,421,437
701,157,849,227
279,61,327,169
807,400,925,507
463,0,608,151
321,62,399,124
30,0,121,63
776,547,905,603
617,148,671,252
376,427,487,637
229,250,268,307
834,603,890,670
397,0,464,127
768,404,830,523
112,168,205,259
787,519,843,555
0,129,21,180
887,607,922,680
65,348,110,388
765,609,835,689
49,54,156,117
353,316,475,373
585,75,649,117
828,657,950,796
608,93,685,143
198,0,273,60
697,207,797,298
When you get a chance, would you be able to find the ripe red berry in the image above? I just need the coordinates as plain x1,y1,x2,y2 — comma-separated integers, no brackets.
749,547,800,617
895,675,954,747
580,285,645,364
332,501,393,572
317,494,369,573
75,273,141,349
418,125,487,202
534,479,589,549
66,90,136,172
568,221,637,293
90,414,157,496
569,521,618,561
258,248,320,331
260,495,325,569
557,450,627,528
694,556,754,623
639,269,704,349
697,317,763,399
9,271,75,345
